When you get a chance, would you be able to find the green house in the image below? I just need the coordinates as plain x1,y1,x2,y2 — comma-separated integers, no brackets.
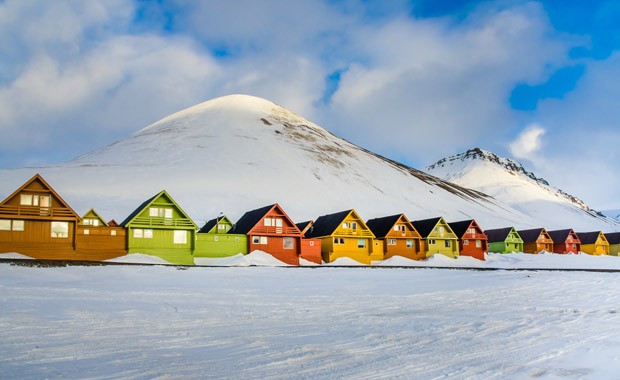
195,215,248,258
411,217,459,259
485,227,524,253
120,190,197,265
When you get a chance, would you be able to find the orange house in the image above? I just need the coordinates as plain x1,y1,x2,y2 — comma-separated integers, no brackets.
517,228,554,254
0,174,80,259
448,219,488,260
366,214,424,261
547,229,581,254
230,204,302,265
296,220,322,264
75,208,127,261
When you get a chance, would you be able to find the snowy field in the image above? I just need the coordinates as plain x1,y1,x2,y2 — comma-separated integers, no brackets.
1,263,620,379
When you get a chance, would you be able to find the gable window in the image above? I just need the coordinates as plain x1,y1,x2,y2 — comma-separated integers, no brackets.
264,217,283,227
401,225,406,233
439,227,445,237
358,239,366,249
149,207,172,218
218,224,227,231
173,230,187,244
283,237,294,249
351,222,357,230
20,194,51,207
342,222,350,229
393,226,399,231
406,239,413,248
444,240,451,248
388,239,396,245
83,218,99,226
51,222,69,238
467,228,476,235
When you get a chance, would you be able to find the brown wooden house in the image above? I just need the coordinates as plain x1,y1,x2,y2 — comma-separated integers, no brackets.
296,220,322,264
448,219,488,261
75,208,126,261
517,228,554,254
547,229,581,254
230,204,303,265
366,214,424,261
0,174,80,259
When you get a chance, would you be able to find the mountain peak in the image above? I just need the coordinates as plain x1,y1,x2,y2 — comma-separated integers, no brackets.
426,147,549,185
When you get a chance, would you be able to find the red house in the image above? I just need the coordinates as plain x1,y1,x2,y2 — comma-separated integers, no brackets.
448,219,488,260
230,204,302,265
296,220,322,264
547,229,581,254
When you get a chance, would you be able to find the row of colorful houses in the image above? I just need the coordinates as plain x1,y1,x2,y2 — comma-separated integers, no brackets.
1,174,619,265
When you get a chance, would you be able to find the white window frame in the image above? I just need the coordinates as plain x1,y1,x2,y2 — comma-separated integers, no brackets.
358,239,366,249
12,220,24,231
283,237,294,249
444,240,451,248
464,239,469,245
51,222,69,238
475,240,482,248
406,239,413,248
388,238,396,246
144,229,153,239
133,229,144,238
0,220,10,230
173,230,187,244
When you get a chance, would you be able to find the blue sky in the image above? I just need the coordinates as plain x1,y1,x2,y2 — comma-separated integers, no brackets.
1,0,619,209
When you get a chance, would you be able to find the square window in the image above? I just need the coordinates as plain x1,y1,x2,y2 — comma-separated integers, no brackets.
149,207,159,217
144,229,153,239
253,236,260,244
40,196,50,208
265,218,273,227
260,236,268,245
20,194,32,205
464,240,469,245
283,237,294,249
0,220,10,231
275,218,283,227
164,209,173,219
111,230,117,236
133,229,143,238
393,226,399,231
388,239,396,245
51,222,69,238
12,220,24,231
173,230,187,244
358,239,366,249
342,222,349,229
214,236,219,242
84,229,90,235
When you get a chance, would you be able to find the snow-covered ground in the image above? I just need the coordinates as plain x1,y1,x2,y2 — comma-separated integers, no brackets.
1,263,620,379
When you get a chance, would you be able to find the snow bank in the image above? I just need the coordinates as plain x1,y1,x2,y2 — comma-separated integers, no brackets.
105,253,172,265
324,257,368,266
194,251,291,267
0,252,34,260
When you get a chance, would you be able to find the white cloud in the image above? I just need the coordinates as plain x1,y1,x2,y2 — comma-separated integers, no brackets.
509,123,546,161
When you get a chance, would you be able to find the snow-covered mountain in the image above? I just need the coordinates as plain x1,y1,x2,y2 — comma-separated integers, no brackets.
426,148,618,231
0,95,616,231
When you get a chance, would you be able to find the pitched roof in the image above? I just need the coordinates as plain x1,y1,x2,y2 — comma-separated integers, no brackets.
484,227,516,243
81,208,109,226
296,220,313,235
411,217,442,237
366,214,401,239
120,193,159,227
448,220,477,239
199,216,230,233
230,204,275,234
576,231,604,244
305,210,351,238
517,228,546,243
547,229,576,243
605,232,620,245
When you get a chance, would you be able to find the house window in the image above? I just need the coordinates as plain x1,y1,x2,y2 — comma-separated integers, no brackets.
83,218,99,226
84,229,90,235
573,243,577,249
234,237,240,242
149,207,172,218
218,224,227,231
264,218,283,227
253,236,268,245
20,194,33,205
439,227,445,237
51,222,69,238
444,240,451,248
428,239,435,245
342,222,349,229
144,229,153,238
111,230,117,236
352,222,357,230
214,236,219,242
467,228,476,235
388,239,396,245
134,229,143,238
0,220,10,230
475,240,482,248
283,237,294,249
393,226,399,231
12,220,24,231
358,239,366,248
401,225,406,232
310,241,315,246
174,230,187,244
464,239,469,245
406,239,413,248
334,237,340,244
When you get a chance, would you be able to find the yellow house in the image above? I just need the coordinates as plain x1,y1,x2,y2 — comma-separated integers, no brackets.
577,231,609,255
411,217,459,259
606,232,620,256
305,209,375,264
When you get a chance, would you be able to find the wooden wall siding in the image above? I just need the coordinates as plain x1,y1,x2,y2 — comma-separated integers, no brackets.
300,238,322,264
248,235,299,265
459,238,487,260
75,226,126,261
425,239,458,259
610,244,620,256
322,237,373,264
195,234,248,258
381,238,425,261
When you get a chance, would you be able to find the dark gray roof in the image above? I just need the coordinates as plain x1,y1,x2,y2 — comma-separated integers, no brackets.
411,217,442,238
576,231,603,244
120,192,158,227
605,232,620,245
305,210,352,238
199,216,225,233
547,229,577,243
517,228,546,243
229,204,275,234
484,227,516,243
448,220,478,239
296,221,312,235
366,214,402,239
